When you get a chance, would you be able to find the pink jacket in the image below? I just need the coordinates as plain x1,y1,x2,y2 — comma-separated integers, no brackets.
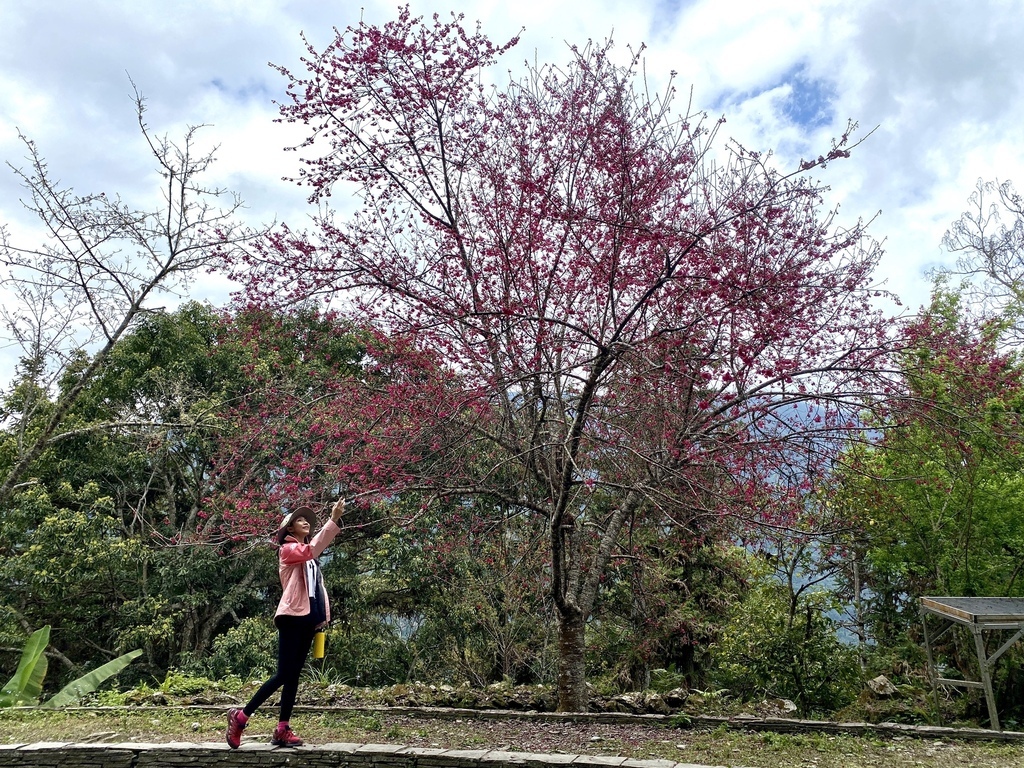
276,518,341,625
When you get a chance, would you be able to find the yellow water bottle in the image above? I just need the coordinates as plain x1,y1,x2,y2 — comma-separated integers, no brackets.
312,631,326,659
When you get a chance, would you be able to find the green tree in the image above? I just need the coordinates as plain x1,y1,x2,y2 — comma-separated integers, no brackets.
590,514,748,693
1,305,254,681
831,283,1024,665
0,483,143,683
319,493,553,688
1,303,369,683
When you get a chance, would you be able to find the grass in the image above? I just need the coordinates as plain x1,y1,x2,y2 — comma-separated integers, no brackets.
2,707,1024,766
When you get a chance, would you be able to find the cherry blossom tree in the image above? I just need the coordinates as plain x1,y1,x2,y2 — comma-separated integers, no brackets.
203,311,468,538
225,8,894,710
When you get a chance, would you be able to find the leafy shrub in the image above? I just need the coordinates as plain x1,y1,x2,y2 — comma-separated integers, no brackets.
160,670,217,696
710,582,861,715
184,617,276,681
324,623,413,687
649,665,689,693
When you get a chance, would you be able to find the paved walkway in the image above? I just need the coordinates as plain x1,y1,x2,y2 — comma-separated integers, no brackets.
0,740,729,768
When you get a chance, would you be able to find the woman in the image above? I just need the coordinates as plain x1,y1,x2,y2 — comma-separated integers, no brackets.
226,498,345,748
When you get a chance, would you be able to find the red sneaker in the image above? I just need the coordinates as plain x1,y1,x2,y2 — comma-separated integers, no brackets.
272,723,304,747
225,708,247,749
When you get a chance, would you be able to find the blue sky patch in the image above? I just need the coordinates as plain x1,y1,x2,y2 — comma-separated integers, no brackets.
780,68,835,129
714,64,835,130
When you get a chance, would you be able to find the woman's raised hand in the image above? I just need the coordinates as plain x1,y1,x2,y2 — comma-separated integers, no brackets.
331,498,346,523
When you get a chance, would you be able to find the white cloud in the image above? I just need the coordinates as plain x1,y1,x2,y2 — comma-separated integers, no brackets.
3,0,1024,381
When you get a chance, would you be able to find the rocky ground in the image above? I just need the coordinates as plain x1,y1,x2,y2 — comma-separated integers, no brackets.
156,679,850,720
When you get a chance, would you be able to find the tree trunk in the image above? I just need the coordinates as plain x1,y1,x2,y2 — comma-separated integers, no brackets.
556,607,587,712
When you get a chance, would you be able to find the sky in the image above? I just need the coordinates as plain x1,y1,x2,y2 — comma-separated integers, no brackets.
2,0,1024,378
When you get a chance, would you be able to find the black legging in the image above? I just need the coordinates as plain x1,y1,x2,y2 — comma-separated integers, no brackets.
243,615,317,722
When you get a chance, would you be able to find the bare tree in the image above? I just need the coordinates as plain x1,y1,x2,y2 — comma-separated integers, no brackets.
0,88,255,504
942,178,1024,341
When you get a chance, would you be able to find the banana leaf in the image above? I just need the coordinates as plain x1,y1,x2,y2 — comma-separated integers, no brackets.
41,649,143,708
0,626,50,707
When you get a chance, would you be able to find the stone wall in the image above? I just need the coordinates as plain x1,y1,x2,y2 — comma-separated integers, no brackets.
0,741,715,768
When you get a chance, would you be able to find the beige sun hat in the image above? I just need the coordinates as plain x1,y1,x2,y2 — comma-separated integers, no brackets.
276,505,318,544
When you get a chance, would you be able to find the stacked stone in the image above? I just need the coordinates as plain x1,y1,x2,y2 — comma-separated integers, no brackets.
0,742,719,768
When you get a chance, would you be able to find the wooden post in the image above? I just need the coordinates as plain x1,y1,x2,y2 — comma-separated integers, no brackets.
971,624,1001,731
920,604,941,719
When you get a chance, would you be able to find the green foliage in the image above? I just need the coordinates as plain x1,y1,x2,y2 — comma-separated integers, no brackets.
589,536,748,692
0,303,288,684
328,496,554,688
92,684,151,707
320,622,413,687
711,582,861,715
182,618,277,681
649,666,689,693
158,670,217,697
42,649,143,708
0,486,148,682
0,627,50,706
830,283,1024,655
0,626,140,708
